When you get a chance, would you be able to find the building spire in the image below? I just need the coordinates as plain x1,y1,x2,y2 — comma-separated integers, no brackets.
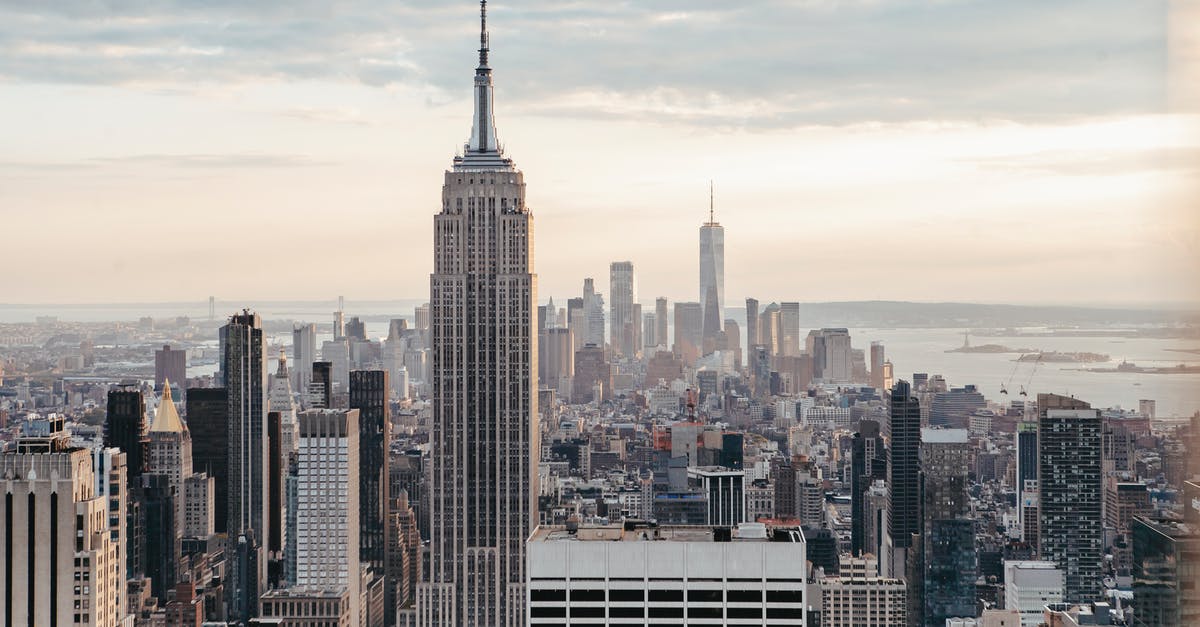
479,0,489,68
700,177,710,222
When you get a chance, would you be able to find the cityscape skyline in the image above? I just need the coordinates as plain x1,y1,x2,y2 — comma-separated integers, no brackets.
1,1,1198,306
1,3,1198,627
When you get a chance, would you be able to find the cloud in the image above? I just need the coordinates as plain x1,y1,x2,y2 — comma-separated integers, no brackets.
0,0,1169,128
0,153,335,173
963,146,1200,177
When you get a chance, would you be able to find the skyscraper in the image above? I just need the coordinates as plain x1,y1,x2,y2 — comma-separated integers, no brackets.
1015,421,1039,548
292,322,317,394
852,419,888,557
147,382,192,543
582,277,606,347
608,261,637,358
420,4,539,624
1037,394,1103,603
186,387,228,534
780,302,801,357
105,385,149,481
296,409,361,622
2,417,127,626
699,182,725,344
655,296,669,350
673,301,703,364
350,370,390,585
155,344,187,396
888,380,922,579
223,310,269,623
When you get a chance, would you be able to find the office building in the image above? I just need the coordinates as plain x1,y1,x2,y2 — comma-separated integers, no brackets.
184,472,214,539
814,328,852,383
1037,394,1103,603
655,297,669,350
310,361,333,409
527,522,807,627
573,344,611,404
155,344,187,397
321,339,350,393
673,301,704,364
745,298,760,358
869,342,886,390
582,278,606,347
643,312,658,348
687,467,746,527
223,310,269,623
91,446,130,620
106,385,149,480
1004,561,1064,627
930,385,987,429
699,188,725,345
350,371,390,583
1,417,126,626
419,6,539,625
1015,421,1039,548
821,573,907,627
292,323,317,395
136,473,179,602
538,327,574,389
186,387,228,534
922,428,974,627
1131,517,1200,627
147,382,192,539
609,261,638,357
888,380,922,578
779,303,800,357
852,419,888,556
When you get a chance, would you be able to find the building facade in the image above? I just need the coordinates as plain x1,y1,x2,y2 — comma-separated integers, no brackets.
419,5,539,625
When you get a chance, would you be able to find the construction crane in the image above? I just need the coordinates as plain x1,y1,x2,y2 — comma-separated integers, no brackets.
1018,353,1044,397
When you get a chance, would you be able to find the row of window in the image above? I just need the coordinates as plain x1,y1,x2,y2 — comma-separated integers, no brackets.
530,605,806,619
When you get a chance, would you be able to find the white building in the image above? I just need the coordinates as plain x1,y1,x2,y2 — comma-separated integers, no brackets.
820,567,906,627
527,522,807,626
1004,560,1065,627
296,409,361,623
184,472,214,538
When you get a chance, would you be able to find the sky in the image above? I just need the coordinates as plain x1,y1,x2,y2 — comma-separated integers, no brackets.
1,0,1197,307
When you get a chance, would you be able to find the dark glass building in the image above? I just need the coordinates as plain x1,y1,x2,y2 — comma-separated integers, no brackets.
924,519,977,626
312,361,333,408
223,310,268,623
852,419,888,556
888,381,923,569
350,370,391,580
186,387,228,534
1132,516,1200,627
105,386,148,479
137,473,179,603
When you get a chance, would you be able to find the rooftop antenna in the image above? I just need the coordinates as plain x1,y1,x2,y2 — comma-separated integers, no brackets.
708,180,715,224
479,0,489,68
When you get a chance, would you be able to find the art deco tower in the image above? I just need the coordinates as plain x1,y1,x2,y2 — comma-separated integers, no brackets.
418,3,539,625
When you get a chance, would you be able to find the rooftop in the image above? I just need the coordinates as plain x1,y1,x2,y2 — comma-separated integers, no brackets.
921,427,970,443
530,522,804,544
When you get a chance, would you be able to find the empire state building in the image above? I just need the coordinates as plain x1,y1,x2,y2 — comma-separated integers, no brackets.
417,2,539,626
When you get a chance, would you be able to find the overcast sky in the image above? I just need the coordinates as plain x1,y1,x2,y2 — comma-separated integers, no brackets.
1,0,1197,307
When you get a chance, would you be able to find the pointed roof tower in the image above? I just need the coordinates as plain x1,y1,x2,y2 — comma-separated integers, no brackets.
456,0,513,171
150,379,186,433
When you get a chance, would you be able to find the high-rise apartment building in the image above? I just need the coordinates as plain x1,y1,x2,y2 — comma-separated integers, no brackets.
420,5,539,624
1037,394,1102,603
2,417,127,626
745,298,760,358
869,342,886,390
699,187,725,347
223,310,269,623
888,380,922,579
296,409,361,622
185,387,227,534
155,344,187,397
349,370,390,585
582,278,606,348
538,327,573,389
814,328,852,383
609,261,638,358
